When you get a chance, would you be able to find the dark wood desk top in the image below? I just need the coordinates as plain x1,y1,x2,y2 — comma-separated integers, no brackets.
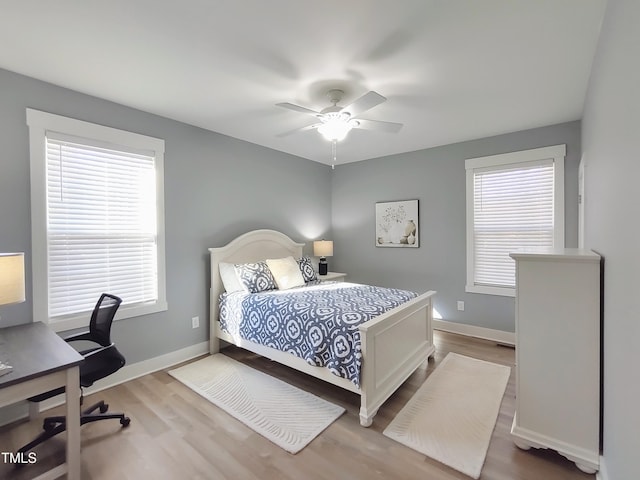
0,322,84,389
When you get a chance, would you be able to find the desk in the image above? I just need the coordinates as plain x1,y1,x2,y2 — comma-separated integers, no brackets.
0,322,83,480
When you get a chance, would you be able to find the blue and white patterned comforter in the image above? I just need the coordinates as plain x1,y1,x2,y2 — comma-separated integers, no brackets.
219,281,418,387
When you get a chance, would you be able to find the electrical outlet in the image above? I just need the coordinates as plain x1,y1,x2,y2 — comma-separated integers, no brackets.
457,301,465,311
191,316,199,329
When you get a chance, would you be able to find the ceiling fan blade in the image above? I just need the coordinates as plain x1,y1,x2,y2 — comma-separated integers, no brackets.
340,91,386,117
354,118,403,133
276,123,322,138
276,102,321,116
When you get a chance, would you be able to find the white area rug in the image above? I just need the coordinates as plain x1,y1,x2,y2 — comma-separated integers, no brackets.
168,354,344,453
383,352,510,479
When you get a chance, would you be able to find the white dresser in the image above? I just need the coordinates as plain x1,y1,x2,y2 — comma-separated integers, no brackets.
509,248,600,473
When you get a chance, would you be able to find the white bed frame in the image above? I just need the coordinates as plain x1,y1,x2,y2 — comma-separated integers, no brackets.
208,229,436,427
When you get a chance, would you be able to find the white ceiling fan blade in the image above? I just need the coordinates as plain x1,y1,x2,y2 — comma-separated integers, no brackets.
340,91,386,117
276,123,322,137
276,102,322,116
355,118,403,133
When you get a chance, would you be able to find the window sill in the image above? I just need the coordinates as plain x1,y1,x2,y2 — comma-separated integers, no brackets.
46,300,168,332
465,285,515,297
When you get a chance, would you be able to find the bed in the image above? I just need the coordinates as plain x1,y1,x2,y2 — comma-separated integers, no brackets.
209,229,436,427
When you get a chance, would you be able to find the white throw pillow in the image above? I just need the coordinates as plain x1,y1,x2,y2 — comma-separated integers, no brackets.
266,256,306,290
219,262,245,293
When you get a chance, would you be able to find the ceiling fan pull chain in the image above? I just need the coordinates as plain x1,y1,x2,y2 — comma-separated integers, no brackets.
332,140,337,169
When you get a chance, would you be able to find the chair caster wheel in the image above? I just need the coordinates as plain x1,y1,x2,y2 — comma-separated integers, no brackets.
99,403,109,413
121,417,131,427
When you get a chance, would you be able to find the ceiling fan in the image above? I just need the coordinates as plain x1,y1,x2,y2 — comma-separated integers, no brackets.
276,89,403,142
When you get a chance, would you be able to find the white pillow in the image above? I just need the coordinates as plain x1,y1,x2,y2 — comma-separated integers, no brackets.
219,262,245,293
266,256,306,290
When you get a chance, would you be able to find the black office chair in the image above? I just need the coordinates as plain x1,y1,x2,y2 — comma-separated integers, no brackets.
18,293,131,455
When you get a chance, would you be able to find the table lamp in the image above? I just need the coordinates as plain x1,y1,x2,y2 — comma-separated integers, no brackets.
0,253,25,375
0,253,26,317
313,240,333,276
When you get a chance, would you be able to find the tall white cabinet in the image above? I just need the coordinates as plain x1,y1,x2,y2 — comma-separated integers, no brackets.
509,248,601,474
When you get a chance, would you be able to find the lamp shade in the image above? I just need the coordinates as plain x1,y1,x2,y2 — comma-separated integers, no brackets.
313,240,334,258
0,253,26,306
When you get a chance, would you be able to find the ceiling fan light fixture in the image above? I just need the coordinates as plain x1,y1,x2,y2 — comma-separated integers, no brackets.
276,89,402,147
318,112,354,142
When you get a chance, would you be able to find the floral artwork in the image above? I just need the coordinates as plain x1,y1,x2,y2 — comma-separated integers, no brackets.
375,200,419,247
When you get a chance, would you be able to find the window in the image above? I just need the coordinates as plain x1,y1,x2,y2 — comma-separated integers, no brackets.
27,109,167,331
465,145,565,296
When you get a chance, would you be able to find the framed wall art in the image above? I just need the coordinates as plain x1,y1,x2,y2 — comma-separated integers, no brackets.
375,199,419,248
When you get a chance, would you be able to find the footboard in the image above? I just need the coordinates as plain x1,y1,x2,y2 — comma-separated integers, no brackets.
358,290,436,426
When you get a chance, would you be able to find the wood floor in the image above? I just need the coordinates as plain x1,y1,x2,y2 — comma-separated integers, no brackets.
0,331,596,480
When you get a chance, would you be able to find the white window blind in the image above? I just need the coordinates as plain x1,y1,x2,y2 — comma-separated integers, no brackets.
473,161,554,289
45,132,159,319
465,145,565,296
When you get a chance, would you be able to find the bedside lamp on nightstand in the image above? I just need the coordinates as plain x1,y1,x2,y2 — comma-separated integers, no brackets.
313,240,333,276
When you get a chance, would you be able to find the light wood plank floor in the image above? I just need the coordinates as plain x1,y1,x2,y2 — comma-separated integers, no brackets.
0,331,596,479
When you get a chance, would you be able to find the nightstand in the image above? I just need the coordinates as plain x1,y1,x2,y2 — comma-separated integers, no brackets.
318,271,347,282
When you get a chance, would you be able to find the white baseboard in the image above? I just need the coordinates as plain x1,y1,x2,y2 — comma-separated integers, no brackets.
433,319,515,346
596,456,608,480
0,341,209,427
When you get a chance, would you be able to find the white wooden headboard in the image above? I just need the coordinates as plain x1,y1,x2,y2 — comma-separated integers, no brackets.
208,229,305,352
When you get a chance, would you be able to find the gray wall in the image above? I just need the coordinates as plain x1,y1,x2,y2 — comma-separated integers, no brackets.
331,121,581,332
582,0,639,478
0,68,332,364
0,65,582,355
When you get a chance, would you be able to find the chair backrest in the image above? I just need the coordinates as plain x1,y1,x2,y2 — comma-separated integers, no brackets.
89,293,122,346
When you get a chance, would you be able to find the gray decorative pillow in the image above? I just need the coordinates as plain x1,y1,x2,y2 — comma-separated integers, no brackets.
234,261,277,293
297,256,317,282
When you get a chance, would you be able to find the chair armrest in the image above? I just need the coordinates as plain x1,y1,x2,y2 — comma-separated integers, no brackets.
82,343,115,359
62,331,93,343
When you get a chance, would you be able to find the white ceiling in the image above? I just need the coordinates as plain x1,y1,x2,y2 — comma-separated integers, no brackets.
0,1,605,165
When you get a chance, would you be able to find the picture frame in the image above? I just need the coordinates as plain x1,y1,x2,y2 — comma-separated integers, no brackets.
375,199,419,248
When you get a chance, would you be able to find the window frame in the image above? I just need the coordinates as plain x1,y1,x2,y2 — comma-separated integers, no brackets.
27,108,167,331
465,144,565,297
